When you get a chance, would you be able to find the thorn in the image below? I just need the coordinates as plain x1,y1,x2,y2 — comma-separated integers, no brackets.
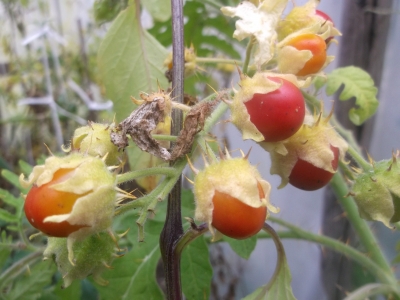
315,112,322,126
113,253,125,258
184,217,198,230
344,192,356,197
224,147,232,159
102,261,114,269
325,102,334,123
102,152,109,162
43,143,54,156
186,155,199,174
88,120,94,129
108,229,121,252
131,96,144,106
369,176,377,182
366,151,375,166
28,232,42,240
201,152,210,167
118,228,130,238
244,147,252,160
184,175,195,185
235,63,245,80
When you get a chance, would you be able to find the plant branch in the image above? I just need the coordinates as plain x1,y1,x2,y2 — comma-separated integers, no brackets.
159,0,185,298
329,173,396,283
267,217,396,286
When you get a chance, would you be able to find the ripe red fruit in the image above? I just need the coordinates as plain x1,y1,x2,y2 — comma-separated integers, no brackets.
24,168,85,237
289,145,339,191
244,77,305,142
212,181,266,239
285,34,327,76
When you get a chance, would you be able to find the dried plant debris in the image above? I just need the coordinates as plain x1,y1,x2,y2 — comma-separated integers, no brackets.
111,90,173,161
170,98,220,161
111,90,225,162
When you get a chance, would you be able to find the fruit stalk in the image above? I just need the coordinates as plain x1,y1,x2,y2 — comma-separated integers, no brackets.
159,0,185,298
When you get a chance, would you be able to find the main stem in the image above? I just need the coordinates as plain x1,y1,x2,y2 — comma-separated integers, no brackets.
159,0,185,299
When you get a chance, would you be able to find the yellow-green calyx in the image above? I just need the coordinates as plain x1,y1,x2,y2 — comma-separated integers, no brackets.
261,113,348,188
231,72,310,142
193,153,278,238
72,122,121,166
352,154,400,227
20,153,117,262
44,232,119,288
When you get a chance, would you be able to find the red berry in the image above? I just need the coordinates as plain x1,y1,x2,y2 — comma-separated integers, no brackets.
289,145,339,191
244,77,305,142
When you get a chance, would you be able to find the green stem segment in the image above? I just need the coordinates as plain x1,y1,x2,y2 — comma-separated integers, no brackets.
268,217,395,286
242,37,255,75
329,173,396,283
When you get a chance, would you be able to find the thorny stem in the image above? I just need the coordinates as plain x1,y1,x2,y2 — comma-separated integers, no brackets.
159,0,185,299
329,173,396,283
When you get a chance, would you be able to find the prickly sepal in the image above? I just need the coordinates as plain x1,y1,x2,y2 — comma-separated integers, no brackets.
230,72,310,142
72,122,121,166
352,154,400,227
261,113,348,188
276,0,341,41
20,153,117,261
193,153,278,239
43,232,118,288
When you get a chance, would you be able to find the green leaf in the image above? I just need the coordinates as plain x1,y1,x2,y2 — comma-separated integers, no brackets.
0,188,23,208
51,279,82,300
97,4,168,121
18,160,33,177
0,246,12,271
242,256,296,300
142,0,171,22
6,260,56,300
181,237,213,300
325,66,378,125
1,169,26,191
0,209,18,223
95,218,164,300
224,235,257,260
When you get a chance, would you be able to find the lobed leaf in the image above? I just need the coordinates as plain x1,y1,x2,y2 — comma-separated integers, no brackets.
326,66,378,125
0,188,23,208
0,209,18,223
